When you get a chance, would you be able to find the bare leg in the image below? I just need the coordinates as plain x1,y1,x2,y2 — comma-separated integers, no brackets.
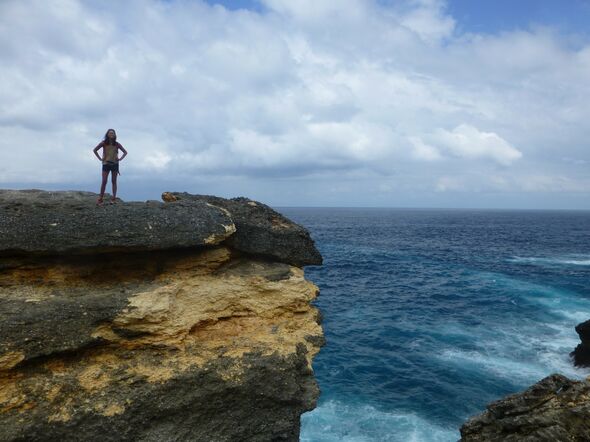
111,172,118,201
98,170,109,203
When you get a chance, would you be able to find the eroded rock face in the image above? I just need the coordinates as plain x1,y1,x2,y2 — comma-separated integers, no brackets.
0,190,324,441
460,374,590,441
163,192,323,267
572,320,590,367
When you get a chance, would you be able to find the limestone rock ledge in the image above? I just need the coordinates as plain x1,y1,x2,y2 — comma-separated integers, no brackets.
460,374,590,441
0,190,324,442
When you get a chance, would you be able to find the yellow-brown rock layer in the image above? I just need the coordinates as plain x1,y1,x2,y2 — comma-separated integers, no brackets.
0,246,323,441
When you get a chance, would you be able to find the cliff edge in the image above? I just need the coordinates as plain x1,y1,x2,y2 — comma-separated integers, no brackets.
460,374,590,441
0,190,324,442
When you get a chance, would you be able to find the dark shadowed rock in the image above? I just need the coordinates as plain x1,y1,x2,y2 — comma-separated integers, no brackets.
0,348,319,442
0,190,235,255
572,320,590,367
460,374,590,441
163,192,323,267
0,283,130,365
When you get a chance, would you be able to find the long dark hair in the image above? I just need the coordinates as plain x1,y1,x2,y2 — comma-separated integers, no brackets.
103,128,117,145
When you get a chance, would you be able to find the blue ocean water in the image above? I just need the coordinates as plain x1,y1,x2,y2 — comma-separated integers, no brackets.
278,208,590,442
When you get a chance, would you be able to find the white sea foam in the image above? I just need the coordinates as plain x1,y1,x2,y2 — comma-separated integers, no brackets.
438,349,548,382
438,317,583,381
553,309,590,322
491,271,590,314
438,344,586,383
301,400,457,442
509,256,590,266
436,271,590,385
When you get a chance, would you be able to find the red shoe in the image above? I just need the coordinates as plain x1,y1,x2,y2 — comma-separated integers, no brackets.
96,197,104,206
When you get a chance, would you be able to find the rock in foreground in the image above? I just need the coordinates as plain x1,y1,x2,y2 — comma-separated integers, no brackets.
460,374,590,441
0,190,323,442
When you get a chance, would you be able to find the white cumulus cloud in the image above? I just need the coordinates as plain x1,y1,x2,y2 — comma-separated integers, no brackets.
434,124,522,165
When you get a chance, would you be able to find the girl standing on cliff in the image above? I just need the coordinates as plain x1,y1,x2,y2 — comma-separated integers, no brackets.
93,129,127,205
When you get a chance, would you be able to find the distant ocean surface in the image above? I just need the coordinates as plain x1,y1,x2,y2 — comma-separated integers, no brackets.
278,208,590,442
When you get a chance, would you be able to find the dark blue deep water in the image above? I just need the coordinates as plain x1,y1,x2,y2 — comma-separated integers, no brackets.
278,208,590,442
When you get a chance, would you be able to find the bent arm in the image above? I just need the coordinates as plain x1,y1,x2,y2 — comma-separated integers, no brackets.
93,142,103,161
118,144,128,161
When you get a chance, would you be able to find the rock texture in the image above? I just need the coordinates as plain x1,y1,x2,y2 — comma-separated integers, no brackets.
0,190,323,442
163,192,323,267
572,320,590,367
0,190,235,255
460,374,590,441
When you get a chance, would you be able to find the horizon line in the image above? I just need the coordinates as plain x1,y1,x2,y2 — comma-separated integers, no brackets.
274,205,590,212
2,187,589,212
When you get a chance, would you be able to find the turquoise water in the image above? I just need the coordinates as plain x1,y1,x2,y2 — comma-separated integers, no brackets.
279,208,590,442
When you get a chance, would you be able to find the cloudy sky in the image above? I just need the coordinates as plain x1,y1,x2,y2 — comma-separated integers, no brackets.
1,0,589,208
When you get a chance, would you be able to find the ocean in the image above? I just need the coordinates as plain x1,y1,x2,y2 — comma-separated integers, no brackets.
278,208,590,442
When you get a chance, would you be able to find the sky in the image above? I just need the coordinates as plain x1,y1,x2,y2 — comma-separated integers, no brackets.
1,0,589,209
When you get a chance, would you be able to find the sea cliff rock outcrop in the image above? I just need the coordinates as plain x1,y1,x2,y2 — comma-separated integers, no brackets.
161,192,322,267
0,189,324,442
571,319,590,367
460,374,590,441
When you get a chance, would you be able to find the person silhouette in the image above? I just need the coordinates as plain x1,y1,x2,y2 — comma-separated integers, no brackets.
93,129,127,205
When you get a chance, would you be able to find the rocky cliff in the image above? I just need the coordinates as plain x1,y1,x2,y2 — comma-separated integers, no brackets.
0,190,324,442
460,319,590,441
460,374,590,441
